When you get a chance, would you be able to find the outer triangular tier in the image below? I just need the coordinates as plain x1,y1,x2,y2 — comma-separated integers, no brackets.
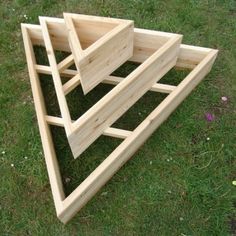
21,16,218,224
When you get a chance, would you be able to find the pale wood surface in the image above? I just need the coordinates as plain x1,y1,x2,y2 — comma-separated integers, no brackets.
57,54,74,72
45,115,132,139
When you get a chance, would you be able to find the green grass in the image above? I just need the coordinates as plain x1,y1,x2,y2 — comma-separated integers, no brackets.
0,0,236,235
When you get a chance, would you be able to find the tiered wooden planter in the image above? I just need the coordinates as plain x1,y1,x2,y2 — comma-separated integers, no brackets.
22,14,218,223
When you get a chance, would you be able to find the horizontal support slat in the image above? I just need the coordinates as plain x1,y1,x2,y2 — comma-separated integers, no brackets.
45,115,64,127
35,65,176,94
105,76,176,94
35,64,76,77
57,54,74,72
45,115,132,139
103,127,132,139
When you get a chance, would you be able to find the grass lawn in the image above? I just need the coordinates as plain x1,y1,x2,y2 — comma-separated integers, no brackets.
0,0,236,235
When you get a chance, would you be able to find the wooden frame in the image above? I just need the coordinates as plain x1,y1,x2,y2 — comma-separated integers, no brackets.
37,17,182,159
21,22,218,224
63,13,134,94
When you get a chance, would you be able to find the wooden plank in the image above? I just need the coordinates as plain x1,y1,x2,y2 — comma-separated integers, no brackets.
57,54,74,72
35,64,52,74
45,115,132,139
64,13,134,94
45,115,64,127
35,64,76,77
69,35,182,158
104,76,176,94
58,49,218,223
39,17,72,134
21,24,65,214
103,127,132,139
62,74,80,94
150,83,176,93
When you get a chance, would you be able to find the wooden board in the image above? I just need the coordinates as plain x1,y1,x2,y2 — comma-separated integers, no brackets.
64,13,134,94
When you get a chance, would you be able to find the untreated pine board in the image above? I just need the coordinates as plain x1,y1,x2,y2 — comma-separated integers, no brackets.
105,76,177,94
64,13,134,94
45,115,132,139
34,64,176,94
58,49,218,224
69,34,182,158
57,54,74,72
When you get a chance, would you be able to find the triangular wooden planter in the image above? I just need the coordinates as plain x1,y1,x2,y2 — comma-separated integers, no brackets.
21,17,217,223
63,13,134,94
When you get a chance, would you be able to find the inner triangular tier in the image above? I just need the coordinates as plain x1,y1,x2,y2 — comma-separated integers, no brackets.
63,13,134,95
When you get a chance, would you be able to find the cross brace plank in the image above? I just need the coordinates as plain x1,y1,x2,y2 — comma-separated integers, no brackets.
45,115,132,139
35,64,176,94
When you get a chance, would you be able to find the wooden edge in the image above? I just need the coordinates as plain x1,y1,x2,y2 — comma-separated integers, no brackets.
21,24,65,214
134,27,179,38
37,16,64,23
63,12,133,25
39,17,73,134
63,13,84,58
57,54,74,72
57,49,218,224
45,115,132,139
102,127,132,139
